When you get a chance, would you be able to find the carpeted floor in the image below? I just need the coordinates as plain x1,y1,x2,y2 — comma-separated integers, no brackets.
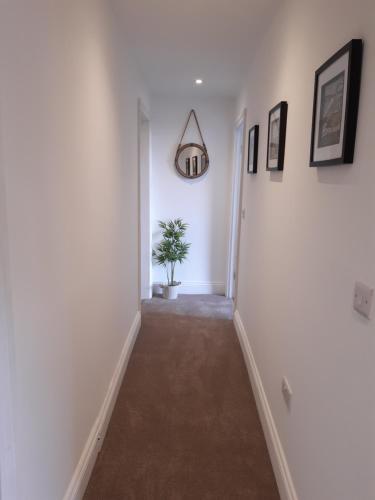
83,295,279,500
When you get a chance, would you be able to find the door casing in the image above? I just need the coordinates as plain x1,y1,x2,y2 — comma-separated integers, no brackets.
226,109,246,304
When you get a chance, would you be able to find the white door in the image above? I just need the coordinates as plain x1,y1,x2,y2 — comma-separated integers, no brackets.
227,112,246,300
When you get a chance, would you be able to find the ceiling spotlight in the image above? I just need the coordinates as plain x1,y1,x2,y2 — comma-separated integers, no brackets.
195,79,203,85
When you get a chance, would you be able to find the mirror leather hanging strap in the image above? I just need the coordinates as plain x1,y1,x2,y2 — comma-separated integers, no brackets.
177,109,206,149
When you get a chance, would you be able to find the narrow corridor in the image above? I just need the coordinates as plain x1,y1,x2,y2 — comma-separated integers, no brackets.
83,295,279,499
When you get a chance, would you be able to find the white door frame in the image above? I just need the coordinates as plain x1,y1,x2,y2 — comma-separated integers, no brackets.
226,109,246,301
137,99,152,303
0,125,17,499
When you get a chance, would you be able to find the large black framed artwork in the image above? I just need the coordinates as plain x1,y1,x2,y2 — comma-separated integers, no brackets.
247,125,259,174
310,39,363,167
266,101,288,171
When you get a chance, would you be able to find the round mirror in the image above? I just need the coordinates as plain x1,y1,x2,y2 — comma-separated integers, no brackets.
175,143,209,179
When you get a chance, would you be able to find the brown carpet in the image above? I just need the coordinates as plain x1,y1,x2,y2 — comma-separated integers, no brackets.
83,295,280,500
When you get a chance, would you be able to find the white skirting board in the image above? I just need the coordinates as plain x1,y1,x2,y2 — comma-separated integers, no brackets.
233,310,298,500
141,285,153,300
63,311,141,500
153,281,225,295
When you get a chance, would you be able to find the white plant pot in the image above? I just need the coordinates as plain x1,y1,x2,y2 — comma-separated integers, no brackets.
163,284,179,300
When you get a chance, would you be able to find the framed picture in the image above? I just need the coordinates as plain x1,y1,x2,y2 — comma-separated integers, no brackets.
266,101,288,171
247,125,259,174
310,39,363,166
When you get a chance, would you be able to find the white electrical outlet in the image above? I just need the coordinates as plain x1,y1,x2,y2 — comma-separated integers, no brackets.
96,433,103,452
353,281,373,319
282,377,293,409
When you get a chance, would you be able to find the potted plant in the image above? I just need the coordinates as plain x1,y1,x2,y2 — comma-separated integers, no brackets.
152,218,190,300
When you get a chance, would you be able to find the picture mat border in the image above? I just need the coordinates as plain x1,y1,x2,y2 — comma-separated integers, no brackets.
315,58,347,159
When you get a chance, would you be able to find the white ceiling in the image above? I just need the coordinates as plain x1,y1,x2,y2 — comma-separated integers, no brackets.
112,0,280,97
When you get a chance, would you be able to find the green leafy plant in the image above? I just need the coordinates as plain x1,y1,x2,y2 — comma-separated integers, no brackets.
152,218,190,286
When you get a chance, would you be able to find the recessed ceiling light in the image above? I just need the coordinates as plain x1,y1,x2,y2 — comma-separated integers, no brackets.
195,79,203,85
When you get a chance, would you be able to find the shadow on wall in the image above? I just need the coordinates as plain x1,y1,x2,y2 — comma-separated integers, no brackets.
269,171,284,183
316,162,361,185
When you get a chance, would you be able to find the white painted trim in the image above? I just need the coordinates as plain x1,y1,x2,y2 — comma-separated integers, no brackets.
138,100,150,122
152,281,225,295
63,311,141,500
233,310,298,500
141,285,152,300
0,114,18,500
226,108,246,302
138,98,152,303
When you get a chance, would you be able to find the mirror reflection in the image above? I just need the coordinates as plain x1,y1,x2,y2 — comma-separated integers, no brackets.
175,143,209,178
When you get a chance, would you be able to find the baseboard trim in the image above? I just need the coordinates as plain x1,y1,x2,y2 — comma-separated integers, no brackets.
153,281,225,295
63,311,141,500
233,310,298,500
141,286,152,300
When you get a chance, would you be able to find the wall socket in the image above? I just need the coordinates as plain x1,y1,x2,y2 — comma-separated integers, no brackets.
353,281,373,319
96,432,103,452
281,376,293,409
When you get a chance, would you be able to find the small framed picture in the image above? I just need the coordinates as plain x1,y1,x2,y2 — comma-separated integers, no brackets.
247,125,259,174
310,39,363,167
266,101,288,171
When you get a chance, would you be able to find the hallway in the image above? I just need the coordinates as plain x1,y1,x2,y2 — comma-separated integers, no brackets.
83,296,279,499
1,1,374,499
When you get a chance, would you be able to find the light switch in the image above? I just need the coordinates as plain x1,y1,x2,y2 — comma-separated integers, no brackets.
353,281,373,319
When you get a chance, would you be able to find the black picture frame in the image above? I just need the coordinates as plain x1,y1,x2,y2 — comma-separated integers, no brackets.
266,101,288,171
247,125,259,174
310,39,363,167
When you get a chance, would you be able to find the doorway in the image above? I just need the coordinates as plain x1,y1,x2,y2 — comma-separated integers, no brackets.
138,100,152,302
226,110,246,301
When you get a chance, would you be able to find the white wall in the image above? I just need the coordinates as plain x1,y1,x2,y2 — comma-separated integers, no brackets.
0,1,148,499
236,1,375,499
151,96,235,294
